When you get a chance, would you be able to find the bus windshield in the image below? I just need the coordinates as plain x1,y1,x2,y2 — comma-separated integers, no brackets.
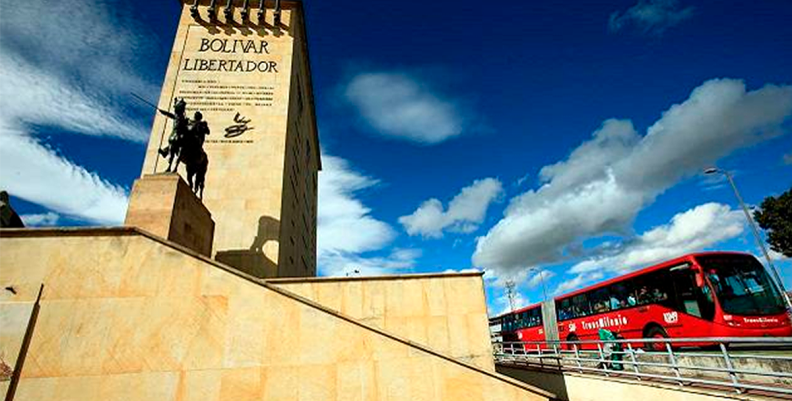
698,254,786,316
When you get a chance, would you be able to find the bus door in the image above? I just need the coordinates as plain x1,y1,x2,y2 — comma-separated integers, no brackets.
670,266,715,324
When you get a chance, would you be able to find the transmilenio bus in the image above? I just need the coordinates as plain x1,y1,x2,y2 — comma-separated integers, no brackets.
490,252,791,349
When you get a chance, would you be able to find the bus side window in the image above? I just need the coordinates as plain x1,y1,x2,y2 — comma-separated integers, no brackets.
558,299,573,321
609,282,630,311
657,270,675,307
572,294,589,317
557,299,566,321
591,287,610,314
633,276,651,306
643,270,673,308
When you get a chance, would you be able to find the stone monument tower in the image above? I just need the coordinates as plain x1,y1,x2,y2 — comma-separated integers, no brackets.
139,0,320,278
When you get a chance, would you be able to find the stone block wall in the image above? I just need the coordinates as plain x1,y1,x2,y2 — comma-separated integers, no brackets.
0,229,552,401
269,274,495,370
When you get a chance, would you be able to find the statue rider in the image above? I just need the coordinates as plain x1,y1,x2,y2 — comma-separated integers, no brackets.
157,98,189,172
191,111,210,147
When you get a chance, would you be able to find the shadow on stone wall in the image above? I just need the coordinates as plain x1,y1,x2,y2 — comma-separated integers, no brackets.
190,4,290,38
215,215,279,278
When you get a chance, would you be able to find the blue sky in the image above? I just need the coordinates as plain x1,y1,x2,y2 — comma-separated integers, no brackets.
1,0,791,316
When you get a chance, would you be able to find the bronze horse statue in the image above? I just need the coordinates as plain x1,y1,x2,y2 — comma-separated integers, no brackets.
158,101,210,199
178,131,209,199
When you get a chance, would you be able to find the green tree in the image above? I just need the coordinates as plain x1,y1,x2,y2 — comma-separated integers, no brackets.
754,187,792,258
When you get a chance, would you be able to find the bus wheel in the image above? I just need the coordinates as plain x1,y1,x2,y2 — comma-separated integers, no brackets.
566,334,579,351
644,326,669,351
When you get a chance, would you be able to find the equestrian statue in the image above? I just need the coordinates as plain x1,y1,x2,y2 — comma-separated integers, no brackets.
156,98,210,199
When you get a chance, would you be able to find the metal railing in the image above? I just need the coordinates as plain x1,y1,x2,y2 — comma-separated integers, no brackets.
494,337,792,397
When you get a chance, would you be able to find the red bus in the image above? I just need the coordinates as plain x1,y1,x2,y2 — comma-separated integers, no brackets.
498,303,546,343
491,252,791,349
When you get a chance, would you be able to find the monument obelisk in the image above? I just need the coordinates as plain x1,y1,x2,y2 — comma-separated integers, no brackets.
139,0,320,278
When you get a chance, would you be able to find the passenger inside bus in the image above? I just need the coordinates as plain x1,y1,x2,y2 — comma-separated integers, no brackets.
557,280,673,321
610,295,622,310
638,286,650,303
652,288,668,302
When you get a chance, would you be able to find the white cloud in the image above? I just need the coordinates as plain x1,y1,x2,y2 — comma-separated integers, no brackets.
475,170,645,272
554,272,604,295
443,267,483,274
769,249,789,261
344,72,467,144
554,203,744,294
0,54,148,142
609,0,695,35
526,269,556,290
318,155,395,256
491,292,531,317
513,173,531,189
0,0,157,142
0,122,128,225
538,119,639,191
318,248,421,278
473,79,792,277
570,203,744,275
485,268,530,288
317,154,420,277
399,178,503,238
697,172,729,192
20,212,60,227
0,0,160,101
485,267,554,291
0,0,161,224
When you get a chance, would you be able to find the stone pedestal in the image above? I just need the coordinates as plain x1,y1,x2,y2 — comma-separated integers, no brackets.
124,173,214,256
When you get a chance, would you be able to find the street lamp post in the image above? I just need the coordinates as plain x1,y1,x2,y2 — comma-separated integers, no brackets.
536,269,549,302
704,167,792,308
